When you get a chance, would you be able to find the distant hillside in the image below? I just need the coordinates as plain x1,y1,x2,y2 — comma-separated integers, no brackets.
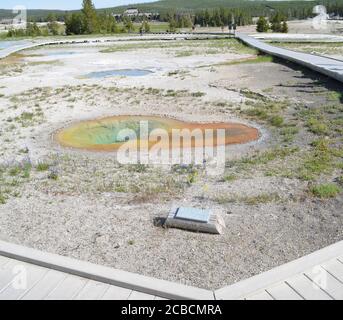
106,0,327,14
105,0,342,21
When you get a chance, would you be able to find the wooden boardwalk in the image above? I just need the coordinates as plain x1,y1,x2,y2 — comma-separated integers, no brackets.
240,257,343,300
0,255,162,300
236,33,343,83
2,33,342,84
0,33,232,60
216,240,343,300
1,240,343,300
0,241,213,300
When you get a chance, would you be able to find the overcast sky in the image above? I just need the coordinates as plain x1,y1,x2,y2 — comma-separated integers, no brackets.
0,0,156,10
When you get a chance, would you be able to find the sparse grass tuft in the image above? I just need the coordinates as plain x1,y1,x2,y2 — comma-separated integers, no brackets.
307,117,329,135
310,183,341,199
48,170,58,180
270,115,284,127
175,50,194,57
326,91,342,102
223,174,237,182
0,193,6,204
297,139,340,181
9,167,21,176
36,163,50,172
237,147,299,166
216,192,281,205
219,55,274,66
192,91,206,98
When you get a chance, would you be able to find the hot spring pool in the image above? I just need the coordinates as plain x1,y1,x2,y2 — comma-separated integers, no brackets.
85,69,153,78
56,116,259,152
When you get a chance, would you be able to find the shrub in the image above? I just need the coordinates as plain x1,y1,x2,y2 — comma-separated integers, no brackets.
256,16,269,33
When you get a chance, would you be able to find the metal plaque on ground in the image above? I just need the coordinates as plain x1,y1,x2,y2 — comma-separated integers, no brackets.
165,207,226,234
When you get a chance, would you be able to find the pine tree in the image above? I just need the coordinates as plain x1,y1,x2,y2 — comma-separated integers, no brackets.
48,21,60,35
271,13,283,32
123,17,135,33
47,13,57,22
65,13,84,35
99,12,118,34
256,16,269,33
81,0,98,34
26,22,42,37
168,18,177,32
142,20,150,33
281,20,289,33
204,10,210,27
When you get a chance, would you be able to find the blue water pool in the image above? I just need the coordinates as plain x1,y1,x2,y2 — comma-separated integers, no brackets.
86,69,153,78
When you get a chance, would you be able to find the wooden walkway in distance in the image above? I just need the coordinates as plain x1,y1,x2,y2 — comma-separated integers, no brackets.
0,33,233,60
236,33,343,83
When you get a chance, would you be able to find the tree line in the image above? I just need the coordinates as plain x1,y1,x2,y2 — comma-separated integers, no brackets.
7,0,343,24
5,0,150,37
65,0,152,35
164,8,252,29
5,0,343,37
256,14,288,33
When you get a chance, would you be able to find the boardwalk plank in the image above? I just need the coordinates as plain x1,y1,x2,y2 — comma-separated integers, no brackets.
73,280,109,300
129,291,156,300
0,263,48,300
245,290,274,300
305,266,343,300
2,236,343,300
45,276,88,300
286,274,332,300
0,260,25,291
100,286,132,300
0,256,10,267
154,296,168,300
266,282,303,300
20,270,66,300
321,259,343,283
